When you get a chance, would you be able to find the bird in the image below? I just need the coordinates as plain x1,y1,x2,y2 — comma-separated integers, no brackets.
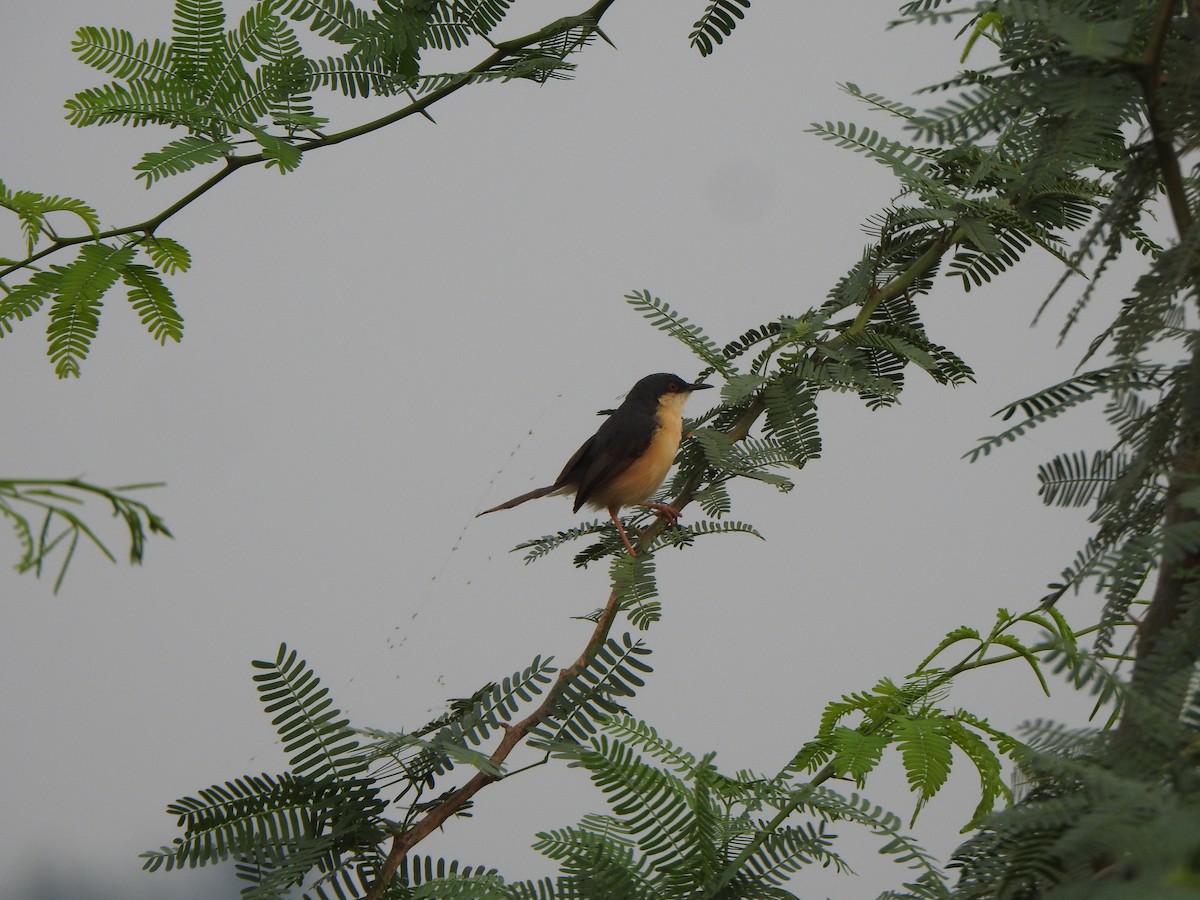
477,373,715,556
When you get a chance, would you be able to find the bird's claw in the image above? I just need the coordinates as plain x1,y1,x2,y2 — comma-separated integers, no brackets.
639,502,682,524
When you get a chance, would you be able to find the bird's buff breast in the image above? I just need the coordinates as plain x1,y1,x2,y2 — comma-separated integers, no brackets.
589,402,685,509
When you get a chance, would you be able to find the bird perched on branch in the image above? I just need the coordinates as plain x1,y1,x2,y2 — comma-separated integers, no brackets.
478,372,714,556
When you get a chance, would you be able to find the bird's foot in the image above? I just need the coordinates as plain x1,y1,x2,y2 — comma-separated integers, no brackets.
639,501,682,524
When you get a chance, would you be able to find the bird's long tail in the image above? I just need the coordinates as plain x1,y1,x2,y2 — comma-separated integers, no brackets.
476,484,561,516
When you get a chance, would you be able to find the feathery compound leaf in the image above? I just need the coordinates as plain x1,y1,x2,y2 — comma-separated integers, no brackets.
895,716,953,824
47,243,137,378
309,54,401,97
807,121,940,195
947,225,1032,290
533,818,655,899
143,236,192,274
600,716,698,776
610,552,659,630
0,501,36,574
656,519,764,550
134,135,233,185
573,732,695,871
964,365,1164,462
385,655,556,760
691,427,795,491
243,123,303,172
513,519,609,564
394,856,507,895
276,0,370,42
121,264,184,343
691,480,732,518
831,726,890,784
740,821,841,888
72,26,172,80
251,644,366,781
689,0,751,57
912,624,982,673
0,179,101,253
532,634,652,746
1037,449,1125,508
761,377,822,467
943,716,1006,827
65,80,204,130
0,272,60,337
457,0,518,36
624,290,732,375
257,16,316,127
146,768,385,889
171,0,227,82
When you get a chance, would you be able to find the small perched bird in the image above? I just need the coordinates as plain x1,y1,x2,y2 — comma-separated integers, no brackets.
478,373,714,556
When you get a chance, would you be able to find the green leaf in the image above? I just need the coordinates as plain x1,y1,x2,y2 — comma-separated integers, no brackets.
72,26,172,80
807,121,940,196
831,726,889,783
894,716,952,824
243,123,303,172
1045,10,1133,60
1036,449,1124,508
762,377,821,467
170,0,227,82
689,0,751,57
691,428,795,491
251,643,367,781
912,625,981,673
65,79,203,130
0,271,61,337
989,633,1050,696
47,243,137,378
121,263,184,343
720,373,767,404
624,289,732,376
944,718,1005,828
135,136,234,186
610,552,660,630
276,0,371,42
0,179,100,253
143,236,192,274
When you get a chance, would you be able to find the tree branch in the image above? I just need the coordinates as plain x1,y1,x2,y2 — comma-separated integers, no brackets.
1120,0,1200,734
0,0,619,281
1136,0,1194,239
365,579,624,898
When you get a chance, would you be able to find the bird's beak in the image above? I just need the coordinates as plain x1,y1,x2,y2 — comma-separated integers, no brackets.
686,382,715,392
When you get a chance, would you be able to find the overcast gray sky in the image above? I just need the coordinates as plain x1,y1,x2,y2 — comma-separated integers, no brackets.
1,2,1127,897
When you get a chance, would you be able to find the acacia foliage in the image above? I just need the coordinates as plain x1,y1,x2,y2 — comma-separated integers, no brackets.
1,0,612,379
8,0,1200,895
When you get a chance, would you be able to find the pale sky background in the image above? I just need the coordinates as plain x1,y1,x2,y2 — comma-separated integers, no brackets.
1,2,1129,898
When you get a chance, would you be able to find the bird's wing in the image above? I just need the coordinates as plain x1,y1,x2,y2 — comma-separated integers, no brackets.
553,433,597,488
568,416,655,512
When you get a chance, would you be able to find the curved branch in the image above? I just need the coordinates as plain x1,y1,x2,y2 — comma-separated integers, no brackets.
1,0,619,281
365,580,624,898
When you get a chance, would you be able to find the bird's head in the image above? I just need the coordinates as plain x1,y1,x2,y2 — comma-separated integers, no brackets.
626,372,714,415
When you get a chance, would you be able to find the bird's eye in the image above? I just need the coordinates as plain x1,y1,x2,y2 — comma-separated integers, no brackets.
668,381,681,392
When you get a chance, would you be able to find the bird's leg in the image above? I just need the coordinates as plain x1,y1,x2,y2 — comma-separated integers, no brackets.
638,501,682,524
608,507,639,557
